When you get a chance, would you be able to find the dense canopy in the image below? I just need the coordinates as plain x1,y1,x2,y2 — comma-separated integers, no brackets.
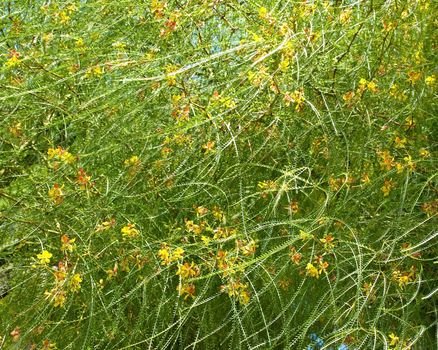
0,1,437,349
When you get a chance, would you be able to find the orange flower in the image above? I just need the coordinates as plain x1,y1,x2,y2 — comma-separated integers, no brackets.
286,201,299,214
377,150,394,171
10,327,20,342
76,168,92,190
194,206,208,216
320,234,335,250
407,71,421,85
60,234,76,253
177,283,196,300
291,252,302,265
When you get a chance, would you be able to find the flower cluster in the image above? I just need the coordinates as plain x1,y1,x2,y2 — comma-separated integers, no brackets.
306,256,329,279
358,78,378,94
220,279,250,305
47,146,76,167
34,234,83,308
158,244,185,265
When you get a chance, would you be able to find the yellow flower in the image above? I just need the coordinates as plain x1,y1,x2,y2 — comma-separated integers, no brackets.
419,148,430,158
124,155,141,175
94,66,103,76
284,89,305,111
185,220,204,234
44,288,66,307
76,38,84,47
121,223,139,238
367,81,378,93
339,8,352,24
176,261,200,279
212,206,224,221
378,150,394,170
404,116,415,130
151,0,167,19
381,179,394,197
48,184,64,205
47,148,57,159
47,146,75,164
306,263,319,278
389,333,399,346
257,180,276,190
158,245,171,265
60,234,76,253
70,273,83,292
220,280,250,304
239,290,250,305
58,11,70,24
4,55,20,68
394,136,407,148
112,41,126,51
202,141,215,154
278,59,289,72
395,162,403,173
171,247,185,261
85,65,104,78
361,173,371,184
54,291,66,307
177,283,196,300
201,235,211,246
425,74,436,86
392,267,416,289
124,155,140,167
299,230,313,241
398,275,410,288
407,71,421,85
403,155,416,171
319,234,335,250
213,226,236,240
236,239,257,256
258,7,268,19
37,250,53,264
358,78,368,91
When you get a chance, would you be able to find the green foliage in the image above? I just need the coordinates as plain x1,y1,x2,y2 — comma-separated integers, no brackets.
0,0,437,349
